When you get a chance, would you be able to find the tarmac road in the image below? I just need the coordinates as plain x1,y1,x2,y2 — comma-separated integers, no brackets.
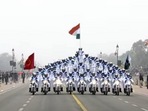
0,83,148,111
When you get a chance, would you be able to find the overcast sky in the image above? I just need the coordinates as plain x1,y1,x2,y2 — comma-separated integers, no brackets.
0,0,148,65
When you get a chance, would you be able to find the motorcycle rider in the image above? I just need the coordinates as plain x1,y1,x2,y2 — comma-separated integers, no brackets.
100,71,111,93
29,72,39,92
77,63,87,92
112,72,121,93
96,58,104,91
124,71,134,93
53,62,63,92
88,71,99,92
66,72,76,92
41,71,50,92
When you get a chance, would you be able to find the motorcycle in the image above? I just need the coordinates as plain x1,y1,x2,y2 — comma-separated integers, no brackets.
112,79,121,96
77,77,87,95
41,78,50,95
29,78,38,95
66,77,75,94
124,78,133,96
53,76,63,95
89,77,99,95
101,77,110,95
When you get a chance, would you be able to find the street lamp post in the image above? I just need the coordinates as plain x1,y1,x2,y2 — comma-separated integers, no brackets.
12,48,15,73
100,52,102,58
116,45,119,66
21,53,24,71
21,53,25,83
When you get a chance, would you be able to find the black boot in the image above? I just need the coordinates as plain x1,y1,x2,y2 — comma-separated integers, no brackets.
66,87,68,92
131,88,133,92
61,87,63,91
41,87,43,92
124,88,126,93
48,87,50,91
77,87,79,92
96,87,98,92
36,87,38,92
101,88,103,93
112,88,114,93
119,88,122,92
29,88,31,92
73,87,75,91
108,88,110,92
53,87,55,92
89,87,91,92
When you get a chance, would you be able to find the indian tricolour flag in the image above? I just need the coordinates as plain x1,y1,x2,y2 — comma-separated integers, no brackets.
69,23,80,39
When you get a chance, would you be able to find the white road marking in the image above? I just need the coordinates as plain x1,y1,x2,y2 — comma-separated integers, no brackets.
20,96,33,110
118,98,122,100
26,101,30,103
23,104,27,107
124,101,129,103
141,108,148,111
18,108,24,111
132,104,138,107
29,98,32,100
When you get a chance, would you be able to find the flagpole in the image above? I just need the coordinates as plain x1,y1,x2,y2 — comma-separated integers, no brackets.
79,38,81,48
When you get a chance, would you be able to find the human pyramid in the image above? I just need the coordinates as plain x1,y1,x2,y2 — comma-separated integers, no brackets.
29,48,134,96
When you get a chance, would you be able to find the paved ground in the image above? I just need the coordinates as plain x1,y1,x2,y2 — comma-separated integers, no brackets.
0,82,148,111
133,85,148,96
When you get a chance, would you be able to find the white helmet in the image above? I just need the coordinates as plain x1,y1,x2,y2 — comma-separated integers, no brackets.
32,72,36,76
44,72,48,77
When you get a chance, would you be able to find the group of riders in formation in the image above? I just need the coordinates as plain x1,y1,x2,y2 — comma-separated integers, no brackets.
29,48,134,95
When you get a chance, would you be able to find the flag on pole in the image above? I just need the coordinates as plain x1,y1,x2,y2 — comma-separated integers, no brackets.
69,23,80,39
24,53,35,70
124,55,131,70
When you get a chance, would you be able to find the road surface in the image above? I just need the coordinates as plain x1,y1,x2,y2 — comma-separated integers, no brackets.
0,83,148,111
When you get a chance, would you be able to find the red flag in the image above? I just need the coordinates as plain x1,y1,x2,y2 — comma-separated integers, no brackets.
24,53,35,70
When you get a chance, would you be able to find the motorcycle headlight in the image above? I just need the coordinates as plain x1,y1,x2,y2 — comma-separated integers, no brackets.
32,80,35,84
92,80,96,84
126,81,131,85
104,80,108,85
115,81,119,85
43,80,48,84
68,80,72,83
80,80,83,83
56,79,61,85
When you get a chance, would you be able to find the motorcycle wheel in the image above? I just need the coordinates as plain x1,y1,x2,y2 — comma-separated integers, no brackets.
127,91,130,96
32,87,35,95
116,91,119,96
81,91,84,95
92,91,96,95
44,91,47,95
105,87,108,95
32,92,35,95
